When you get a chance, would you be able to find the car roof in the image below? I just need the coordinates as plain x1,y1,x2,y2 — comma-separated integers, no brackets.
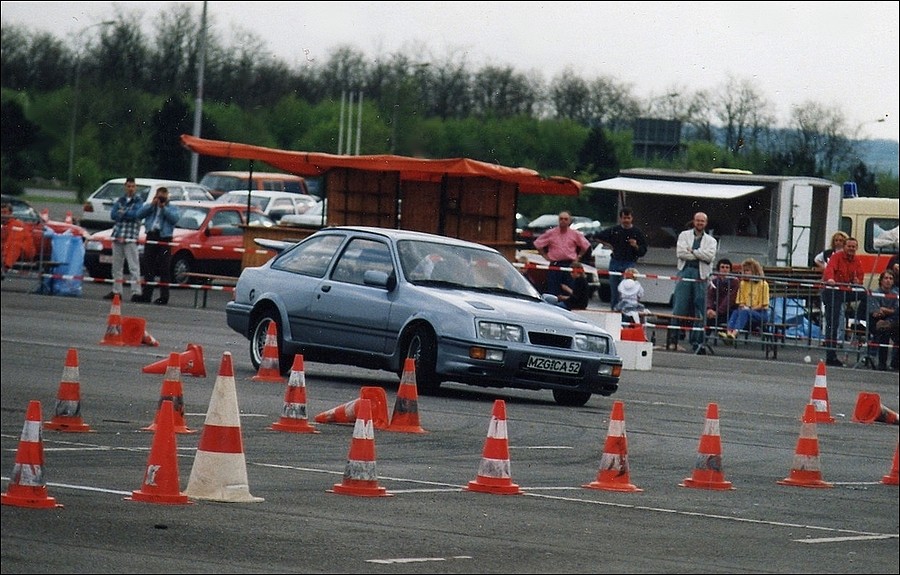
218,190,308,198
314,226,500,252
202,171,303,180
100,177,208,186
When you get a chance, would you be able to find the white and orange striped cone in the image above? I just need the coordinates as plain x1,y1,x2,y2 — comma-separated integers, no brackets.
142,329,160,347
466,399,523,495
142,343,207,378
39,208,49,222
185,352,264,502
328,399,392,497
852,392,899,425
126,400,191,505
143,352,196,434
252,322,286,383
777,403,833,488
680,403,734,490
1,401,62,509
64,210,73,224
100,293,124,346
314,387,390,429
808,360,835,424
271,354,319,434
387,358,426,433
583,400,642,492
882,438,899,486
45,348,93,433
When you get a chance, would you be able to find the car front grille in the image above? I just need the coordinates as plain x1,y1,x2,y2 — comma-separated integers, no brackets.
527,332,572,349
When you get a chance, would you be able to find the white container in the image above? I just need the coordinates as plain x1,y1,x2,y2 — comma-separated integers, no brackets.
616,340,653,371
574,309,622,340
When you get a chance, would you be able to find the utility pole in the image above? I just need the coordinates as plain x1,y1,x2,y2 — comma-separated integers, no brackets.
189,1,208,183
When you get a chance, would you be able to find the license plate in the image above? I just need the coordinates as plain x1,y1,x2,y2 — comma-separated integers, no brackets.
526,356,580,374
99,255,112,264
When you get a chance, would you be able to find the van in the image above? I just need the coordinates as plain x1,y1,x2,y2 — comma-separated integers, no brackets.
199,171,310,198
838,196,899,288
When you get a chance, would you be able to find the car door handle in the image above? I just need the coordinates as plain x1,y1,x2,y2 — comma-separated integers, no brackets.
321,284,331,293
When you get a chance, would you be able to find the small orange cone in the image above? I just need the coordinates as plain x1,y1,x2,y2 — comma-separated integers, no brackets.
778,403,833,488
142,343,206,378
852,392,899,425
185,352,264,502
1,401,63,509
271,354,319,433
143,352,196,434
583,400,642,492
252,322,286,383
45,348,93,433
467,399,523,495
328,399,392,497
680,403,734,490
314,387,390,429
387,358,426,433
882,439,899,486
142,329,160,347
121,316,147,346
39,208,49,222
126,399,191,505
808,360,835,423
100,293,124,346
64,210,73,224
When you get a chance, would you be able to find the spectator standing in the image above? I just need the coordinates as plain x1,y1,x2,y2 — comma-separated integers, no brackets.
706,258,740,329
722,258,770,339
556,261,591,310
813,231,848,270
534,211,591,297
672,212,718,354
594,207,648,311
106,177,144,302
135,187,179,305
821,237,865,367
865,270,899,371
614,267,647,324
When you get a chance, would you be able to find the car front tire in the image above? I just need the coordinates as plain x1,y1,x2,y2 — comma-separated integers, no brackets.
249,312,291,375
405,326,440,394
552,389,592,407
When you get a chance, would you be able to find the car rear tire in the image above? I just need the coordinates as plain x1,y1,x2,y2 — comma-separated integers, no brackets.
249,313,291,375
552,389,592,407
405,326,440,394
171,252,193,284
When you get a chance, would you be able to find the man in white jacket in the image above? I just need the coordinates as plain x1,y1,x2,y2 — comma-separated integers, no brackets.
672,212,718,354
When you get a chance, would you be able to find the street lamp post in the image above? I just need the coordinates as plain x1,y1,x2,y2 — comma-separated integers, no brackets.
67,20,113,187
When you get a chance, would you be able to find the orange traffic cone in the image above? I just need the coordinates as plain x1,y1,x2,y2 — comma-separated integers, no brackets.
100,293,124,346
39,208,49,222
882,438,899,486
808,360,835,423
328,399,391,497
126,399,191,505
142,343,206,378
142,329,160,346
314,387,390,429
143,352,196,434
185,352,264,502
271,354,319,433
121,316,147,346
680,403,734,490
387,358,426,433
467,399,523,495
583,400,642,492
64,210,73,224
778,403,833,488
852,392,899,425
1,401,62,509
45,348,93,433
252,322,286,383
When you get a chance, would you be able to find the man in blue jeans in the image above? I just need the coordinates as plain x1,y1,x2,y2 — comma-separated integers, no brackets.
594,207,648,311
672,212,718,354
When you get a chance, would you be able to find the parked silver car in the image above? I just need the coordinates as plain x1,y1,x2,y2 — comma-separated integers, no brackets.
226,227,622,406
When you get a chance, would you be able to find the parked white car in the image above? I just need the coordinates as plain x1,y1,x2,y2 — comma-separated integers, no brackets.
216,190,320,223
279,199,327,228
80,178,214,230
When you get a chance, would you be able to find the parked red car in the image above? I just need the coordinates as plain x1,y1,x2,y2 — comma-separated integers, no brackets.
82,201,277,283
1,194,87,270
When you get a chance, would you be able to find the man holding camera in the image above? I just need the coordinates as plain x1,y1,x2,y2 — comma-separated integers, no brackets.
135,187,179,305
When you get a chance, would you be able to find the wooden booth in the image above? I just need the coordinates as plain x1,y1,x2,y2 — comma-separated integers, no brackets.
180,135,580,269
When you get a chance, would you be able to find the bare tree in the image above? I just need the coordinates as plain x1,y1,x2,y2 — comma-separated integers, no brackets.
789,101,856,175
714,75,774,153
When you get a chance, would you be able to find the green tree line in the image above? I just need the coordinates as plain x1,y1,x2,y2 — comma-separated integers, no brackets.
1,3,896,217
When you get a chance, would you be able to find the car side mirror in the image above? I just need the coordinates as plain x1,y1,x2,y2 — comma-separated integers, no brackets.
542,293,560,305
363,270,394,290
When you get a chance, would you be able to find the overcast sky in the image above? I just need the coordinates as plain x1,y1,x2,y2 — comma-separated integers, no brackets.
2,1,898,142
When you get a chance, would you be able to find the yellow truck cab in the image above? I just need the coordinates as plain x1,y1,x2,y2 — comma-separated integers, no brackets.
838,193,899,289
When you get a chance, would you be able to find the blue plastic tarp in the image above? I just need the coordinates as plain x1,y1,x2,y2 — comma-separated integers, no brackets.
40,229,84,296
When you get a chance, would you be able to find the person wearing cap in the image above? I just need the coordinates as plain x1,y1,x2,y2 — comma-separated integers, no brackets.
614,267,647,324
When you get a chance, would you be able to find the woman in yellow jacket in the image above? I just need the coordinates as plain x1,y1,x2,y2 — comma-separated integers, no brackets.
722,258,770,339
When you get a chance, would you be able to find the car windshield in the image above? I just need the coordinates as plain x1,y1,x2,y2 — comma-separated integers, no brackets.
175,206,210,230
93,182,151,201
397,239,539,297
219,192,270,210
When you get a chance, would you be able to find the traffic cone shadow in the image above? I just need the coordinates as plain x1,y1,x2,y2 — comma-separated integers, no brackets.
252,322,286,383
185,352,263,502
808,360,835,423
777,403,833,488
679,403,734,490
387,358,426,433
100,293,124,346
142,343,206,378
143,352,196,434
1,401,63,509
328,399,392,497
126,399,191,505
314,387,389,430
45,348,93,433
583,400,642,492
882,438,899,486
466,399,523,495
271,354,319,434
852,392,899,425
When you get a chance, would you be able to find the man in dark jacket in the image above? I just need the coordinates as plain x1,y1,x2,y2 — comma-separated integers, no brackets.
594,207,648,311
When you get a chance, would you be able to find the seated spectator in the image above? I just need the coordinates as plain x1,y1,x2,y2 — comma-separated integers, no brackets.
866,270,899,371
722,258,770,339
706,258,740,330
614,267,647,324
557,261,590,310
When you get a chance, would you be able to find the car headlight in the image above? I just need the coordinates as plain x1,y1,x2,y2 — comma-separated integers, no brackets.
574,333,609,354
477,321,523,342
85,240,103,252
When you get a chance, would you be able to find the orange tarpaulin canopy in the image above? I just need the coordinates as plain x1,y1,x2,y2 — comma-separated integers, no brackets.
180,134,580,196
